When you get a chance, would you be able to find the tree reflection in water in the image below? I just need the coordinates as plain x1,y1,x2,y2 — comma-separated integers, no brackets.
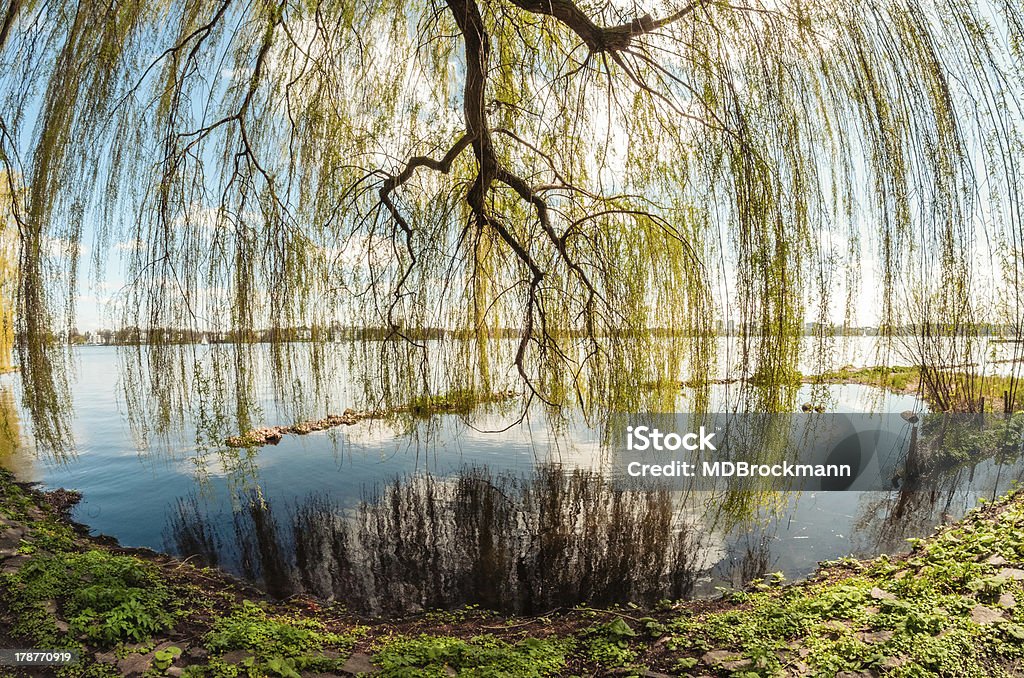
167,465,718,615
854,414,1024,553
0,385,30,480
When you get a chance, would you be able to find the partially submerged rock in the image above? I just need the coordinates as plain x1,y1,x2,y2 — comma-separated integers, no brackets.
224,389,519,448
287,410,361,435
225,426,288,447
225,409,366,447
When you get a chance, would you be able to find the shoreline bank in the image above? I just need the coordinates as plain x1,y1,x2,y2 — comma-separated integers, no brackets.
2,469,1023,676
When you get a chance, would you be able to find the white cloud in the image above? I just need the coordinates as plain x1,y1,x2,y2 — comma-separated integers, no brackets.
114,239,144,252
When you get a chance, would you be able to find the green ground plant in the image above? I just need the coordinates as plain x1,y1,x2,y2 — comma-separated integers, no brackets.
666,499,1024,677
188,600,363,678
579,617,640,669
372,634,572,677
1,548,175,647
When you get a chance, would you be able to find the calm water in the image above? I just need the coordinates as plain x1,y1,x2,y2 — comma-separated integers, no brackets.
0,343,1021,616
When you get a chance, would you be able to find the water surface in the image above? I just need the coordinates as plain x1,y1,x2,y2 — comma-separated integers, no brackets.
0,343,1020,616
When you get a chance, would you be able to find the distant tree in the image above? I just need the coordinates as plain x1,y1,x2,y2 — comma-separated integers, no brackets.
1,0,1024,447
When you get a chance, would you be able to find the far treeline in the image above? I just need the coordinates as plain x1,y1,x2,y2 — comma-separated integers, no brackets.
55,323,1024,346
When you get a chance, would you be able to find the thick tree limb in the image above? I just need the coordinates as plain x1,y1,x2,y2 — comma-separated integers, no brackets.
505,0,707,52
446,0,497,217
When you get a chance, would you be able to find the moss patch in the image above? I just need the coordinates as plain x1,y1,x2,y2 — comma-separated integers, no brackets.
660,494,1024,676
807,365,922,393
0,470,364,677
372,634,572,677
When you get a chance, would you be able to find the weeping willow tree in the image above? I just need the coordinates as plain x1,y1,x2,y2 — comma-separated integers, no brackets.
1,0,1023,452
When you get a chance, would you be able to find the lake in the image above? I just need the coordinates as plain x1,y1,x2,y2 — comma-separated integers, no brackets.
0,340,1021,617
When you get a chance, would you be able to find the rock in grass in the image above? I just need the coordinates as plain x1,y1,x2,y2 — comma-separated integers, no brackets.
0,525,28,540
220,649,255,665
340,652,379,674
0,554,29,573
856,630,894,644
869,587,896,601
701,649,750,670
114,653,152,675
970,605,1005,624
93,651,116,665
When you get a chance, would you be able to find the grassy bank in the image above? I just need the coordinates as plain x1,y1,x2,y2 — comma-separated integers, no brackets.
1,469,1023,677
807,366,923,394
808,365,1021,414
